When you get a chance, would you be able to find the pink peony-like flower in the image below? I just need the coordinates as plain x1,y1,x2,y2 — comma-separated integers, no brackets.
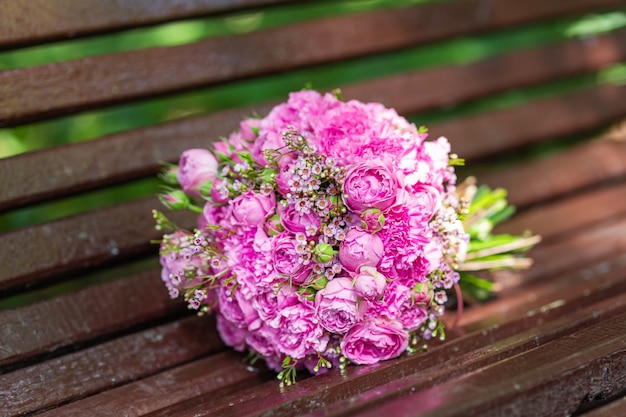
353,266,387,300
279,203,321,234
342,161,398,213
216,313,247,352
315,277,362,334
275,303,328,359
228,191,276,227
339,229,384,272
272,233,313,284
385,283,429,331
340,318,409,365
177,149,218,196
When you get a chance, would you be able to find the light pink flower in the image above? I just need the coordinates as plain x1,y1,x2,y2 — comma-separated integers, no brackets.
177,149,218,196
353,266,387,300
315,277,361,334
342,161,398,213
340,318,408,365
228,191,275,227
278,203,321,234
272,233,313,284
275,303,328,359
339,229,384,272
216,313,247,352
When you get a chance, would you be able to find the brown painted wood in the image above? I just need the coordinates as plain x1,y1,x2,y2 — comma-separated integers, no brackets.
0,103,274,212
140,285,626,417
0,268,179,370
0,196,195,295
353,313,626,417
480,139,626,209
0,315,223,416
29,262,626,416
344,29,626,116
432,85,626,161
498,182,626,243
34,351,271,417
0,0,292,49
2,0,624,126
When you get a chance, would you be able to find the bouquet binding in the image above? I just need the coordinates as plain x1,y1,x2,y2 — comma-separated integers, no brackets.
154,89,539,385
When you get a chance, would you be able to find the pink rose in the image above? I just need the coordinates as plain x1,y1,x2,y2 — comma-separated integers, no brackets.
275,303,328,359
385,283,428,331
177,149,218,196
229,191,275,226
278,203,321,234
342,161,398,213
339,229,384,272
340,318,408,365
252,286,298,328
216,313,247,352
209,178,230,203
245,325,278,357
353,266,387,300
315,277,362,334
272,233,313,284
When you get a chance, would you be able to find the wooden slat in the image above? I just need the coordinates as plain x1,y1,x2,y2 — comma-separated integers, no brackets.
522,213,626,283
2,0,624,127
498,182,626,242
34,351,270,417
0,0,291,50
5,29,626,212
0,196,194,295
0,315,223,417
433,84,626,161
137,286,626,417
25,257,626,416
0,103,274,212
0,269,179,370
344,29,626,116
480,138,626,209
352,313,626,417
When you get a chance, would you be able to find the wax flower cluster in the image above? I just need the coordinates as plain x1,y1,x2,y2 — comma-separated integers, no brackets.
154,90,536,386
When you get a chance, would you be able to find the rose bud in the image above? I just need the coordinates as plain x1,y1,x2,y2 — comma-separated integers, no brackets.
177,149,219,196
160,189,190,211
265,214,284,236
412,282,434,304
354,266,387,300
360,208,385,233
339,229,384,272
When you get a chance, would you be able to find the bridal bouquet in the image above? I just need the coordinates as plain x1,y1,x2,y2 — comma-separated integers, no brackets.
154,90,539,385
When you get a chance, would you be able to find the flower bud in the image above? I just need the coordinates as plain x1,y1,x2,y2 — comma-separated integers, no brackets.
314,243,336,263
360,208,385,233
412,282,433,304
265,214,284,236
310,275,329,290
160,189,190,211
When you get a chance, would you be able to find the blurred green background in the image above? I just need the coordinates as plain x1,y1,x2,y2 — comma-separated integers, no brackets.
1,0,626,233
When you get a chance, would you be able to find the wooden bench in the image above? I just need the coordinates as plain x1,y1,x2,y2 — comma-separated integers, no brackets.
2,1,626,415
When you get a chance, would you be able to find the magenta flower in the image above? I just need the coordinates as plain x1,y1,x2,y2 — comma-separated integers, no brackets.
315,277,362,334
228,191,276,227
353,266,387,301
342,161,398,213
272,233,313,284
340,318,408,365
339,229,384,272
177,148,218,196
